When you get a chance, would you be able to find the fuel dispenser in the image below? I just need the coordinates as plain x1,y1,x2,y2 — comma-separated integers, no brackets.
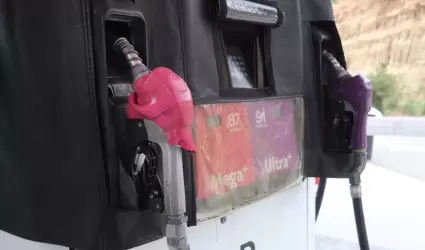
0,0,370,250
301,2,373,248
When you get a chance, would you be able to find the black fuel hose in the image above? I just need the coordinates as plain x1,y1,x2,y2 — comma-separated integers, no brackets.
315,177,327,221
315,176,370,250
351,177,370,250
353,197,369,250
350,173,370,250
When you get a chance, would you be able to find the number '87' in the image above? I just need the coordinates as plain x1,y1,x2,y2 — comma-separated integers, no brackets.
227,112,240,128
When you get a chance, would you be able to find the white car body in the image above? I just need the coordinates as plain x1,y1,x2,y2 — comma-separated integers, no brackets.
368,107,384,118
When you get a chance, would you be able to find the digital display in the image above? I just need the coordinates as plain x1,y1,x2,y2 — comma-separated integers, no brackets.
226,46,254,89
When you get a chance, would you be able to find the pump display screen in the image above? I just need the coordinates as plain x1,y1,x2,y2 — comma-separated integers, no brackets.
227,47,254,89
222,29,265,89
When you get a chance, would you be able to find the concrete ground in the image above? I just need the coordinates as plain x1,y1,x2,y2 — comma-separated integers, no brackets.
316,136,425,250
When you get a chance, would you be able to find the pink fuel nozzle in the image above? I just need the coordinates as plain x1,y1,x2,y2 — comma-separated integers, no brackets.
114,37,196,152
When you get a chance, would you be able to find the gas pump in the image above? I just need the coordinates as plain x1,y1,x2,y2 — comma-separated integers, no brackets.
0,0,371,250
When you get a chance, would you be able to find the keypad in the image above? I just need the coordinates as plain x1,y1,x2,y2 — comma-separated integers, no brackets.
227,53,253,88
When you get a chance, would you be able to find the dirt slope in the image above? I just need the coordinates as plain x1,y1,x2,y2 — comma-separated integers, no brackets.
334,0,425,91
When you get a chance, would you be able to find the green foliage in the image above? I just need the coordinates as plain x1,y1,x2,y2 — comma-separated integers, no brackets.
368,65,399,115
368,65,425,116
401,100,425,116
399,85,425,116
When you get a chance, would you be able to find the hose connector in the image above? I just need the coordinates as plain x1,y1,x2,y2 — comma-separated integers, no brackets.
114,37,150,80
322,50,351,79
166,214,190,250
349,173,362,198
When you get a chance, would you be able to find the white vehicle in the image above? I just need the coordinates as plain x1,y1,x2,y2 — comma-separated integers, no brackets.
367,107,384,160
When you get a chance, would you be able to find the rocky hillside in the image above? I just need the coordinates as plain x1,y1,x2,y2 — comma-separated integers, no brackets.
334,0,425,91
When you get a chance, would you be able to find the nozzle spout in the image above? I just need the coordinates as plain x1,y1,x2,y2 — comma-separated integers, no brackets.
114,37,150,80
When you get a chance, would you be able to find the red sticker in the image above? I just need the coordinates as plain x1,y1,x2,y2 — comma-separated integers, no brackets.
194,103,256,200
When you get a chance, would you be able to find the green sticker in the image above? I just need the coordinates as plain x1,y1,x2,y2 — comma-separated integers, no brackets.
206,114,222,128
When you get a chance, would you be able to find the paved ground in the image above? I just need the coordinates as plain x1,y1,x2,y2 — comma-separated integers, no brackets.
371,136,425,182
316,136,425,250
317,236,394,250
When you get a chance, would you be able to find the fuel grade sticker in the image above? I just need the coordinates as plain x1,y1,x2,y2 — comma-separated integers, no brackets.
194,103,256,200
193,98,303,221
246,99,300,179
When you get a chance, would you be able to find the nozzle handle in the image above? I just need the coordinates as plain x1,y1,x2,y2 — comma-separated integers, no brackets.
332,74,372,150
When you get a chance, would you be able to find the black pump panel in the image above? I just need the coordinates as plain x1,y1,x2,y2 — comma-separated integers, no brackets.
300,0,357,179
0,0,105,249
179,0,304,102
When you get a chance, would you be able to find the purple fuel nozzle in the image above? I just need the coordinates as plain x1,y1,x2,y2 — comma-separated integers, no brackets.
323,51,372,150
